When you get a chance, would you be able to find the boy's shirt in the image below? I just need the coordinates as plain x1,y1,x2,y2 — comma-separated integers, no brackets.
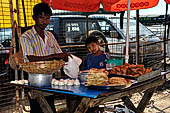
83,51,109,70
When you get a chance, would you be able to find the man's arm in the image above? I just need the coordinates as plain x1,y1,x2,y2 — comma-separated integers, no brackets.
27,52,70,62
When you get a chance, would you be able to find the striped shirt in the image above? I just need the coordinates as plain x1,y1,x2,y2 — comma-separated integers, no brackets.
20,26,62,62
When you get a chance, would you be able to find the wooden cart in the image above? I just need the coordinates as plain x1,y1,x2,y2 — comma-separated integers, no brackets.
11,72,166,113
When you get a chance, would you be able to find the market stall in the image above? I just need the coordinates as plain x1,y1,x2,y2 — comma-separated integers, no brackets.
10,70,166,113
6,0,169,113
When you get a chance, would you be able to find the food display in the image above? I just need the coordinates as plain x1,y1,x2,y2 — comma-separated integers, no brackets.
10,80,28,85
51,78,80,86
85,68,127,86
108,77,127,86
86,68,109,86
85,63,153,88
110,63,152,77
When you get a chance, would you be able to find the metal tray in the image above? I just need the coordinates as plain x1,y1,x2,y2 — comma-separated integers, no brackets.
109,69,161,82
108,74,137,80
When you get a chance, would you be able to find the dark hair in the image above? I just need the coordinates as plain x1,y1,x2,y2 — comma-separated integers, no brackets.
33,2,52,17
85,35,99,46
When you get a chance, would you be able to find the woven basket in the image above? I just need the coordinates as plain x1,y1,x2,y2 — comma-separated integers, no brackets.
9,51,24,69
19,60,65,74
9,21,24,69
9,22,65,74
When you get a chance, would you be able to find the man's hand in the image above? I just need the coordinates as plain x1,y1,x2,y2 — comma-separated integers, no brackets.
61,52,70,62
54,52,71,62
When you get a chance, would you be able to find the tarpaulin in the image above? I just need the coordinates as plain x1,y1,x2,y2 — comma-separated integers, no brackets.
42,0,159,12
165,0,170,4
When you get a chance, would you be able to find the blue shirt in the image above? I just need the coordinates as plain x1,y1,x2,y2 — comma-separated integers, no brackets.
84,51,109,70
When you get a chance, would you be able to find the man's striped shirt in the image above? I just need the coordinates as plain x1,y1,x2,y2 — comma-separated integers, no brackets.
20,27,62,62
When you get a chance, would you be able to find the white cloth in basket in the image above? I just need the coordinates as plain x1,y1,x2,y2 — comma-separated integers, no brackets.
63,55,82,78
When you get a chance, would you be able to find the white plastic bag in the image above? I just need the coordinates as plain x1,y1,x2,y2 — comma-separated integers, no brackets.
63,55,82,78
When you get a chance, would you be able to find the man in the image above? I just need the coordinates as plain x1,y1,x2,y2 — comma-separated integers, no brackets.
20,2,69,113
20,2,69,63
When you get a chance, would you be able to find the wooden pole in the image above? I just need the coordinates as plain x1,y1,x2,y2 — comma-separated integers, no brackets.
86,14,89,38
164,3,168,71
22,0,27,28
136,10,140,64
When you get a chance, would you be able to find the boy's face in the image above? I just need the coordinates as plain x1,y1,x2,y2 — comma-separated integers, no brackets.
87,42,100,54
33,12,50,30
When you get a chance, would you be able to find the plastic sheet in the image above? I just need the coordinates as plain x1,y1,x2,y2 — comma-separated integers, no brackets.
63,55,82,78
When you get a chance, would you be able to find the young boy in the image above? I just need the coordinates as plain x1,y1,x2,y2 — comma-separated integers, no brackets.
84,35,109,70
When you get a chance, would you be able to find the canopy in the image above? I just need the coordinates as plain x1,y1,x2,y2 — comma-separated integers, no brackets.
0,0,160,28
165,0,170,4
42,0,159,12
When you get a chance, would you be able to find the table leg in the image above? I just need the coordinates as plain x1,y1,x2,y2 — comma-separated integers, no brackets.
137,88,155,112
122,87,156,113
122,96,141,113
74,97,91,113
30,91,54,113
16,86,20,112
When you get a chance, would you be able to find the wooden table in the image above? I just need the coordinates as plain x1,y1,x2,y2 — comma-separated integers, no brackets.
13,74,165,113
75,76,165,113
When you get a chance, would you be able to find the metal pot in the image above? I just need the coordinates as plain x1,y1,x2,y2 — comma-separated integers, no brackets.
28,73,52,87
79,72,88,82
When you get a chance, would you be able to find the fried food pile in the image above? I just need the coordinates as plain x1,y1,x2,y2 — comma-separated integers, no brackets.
110,63,152,77
108,77,127,86
86,68,109,86
86,68,127,86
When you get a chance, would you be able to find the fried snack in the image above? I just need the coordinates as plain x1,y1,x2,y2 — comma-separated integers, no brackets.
110,68,117,74
144,68,152,74
136,64,144,68
133,74,140,77
128,64,136,68
120,66,128,75
130,68,138,74
108,77,127,86
114,67,121,72
86,68,109,86
124,63,129,66
110,63,152,77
